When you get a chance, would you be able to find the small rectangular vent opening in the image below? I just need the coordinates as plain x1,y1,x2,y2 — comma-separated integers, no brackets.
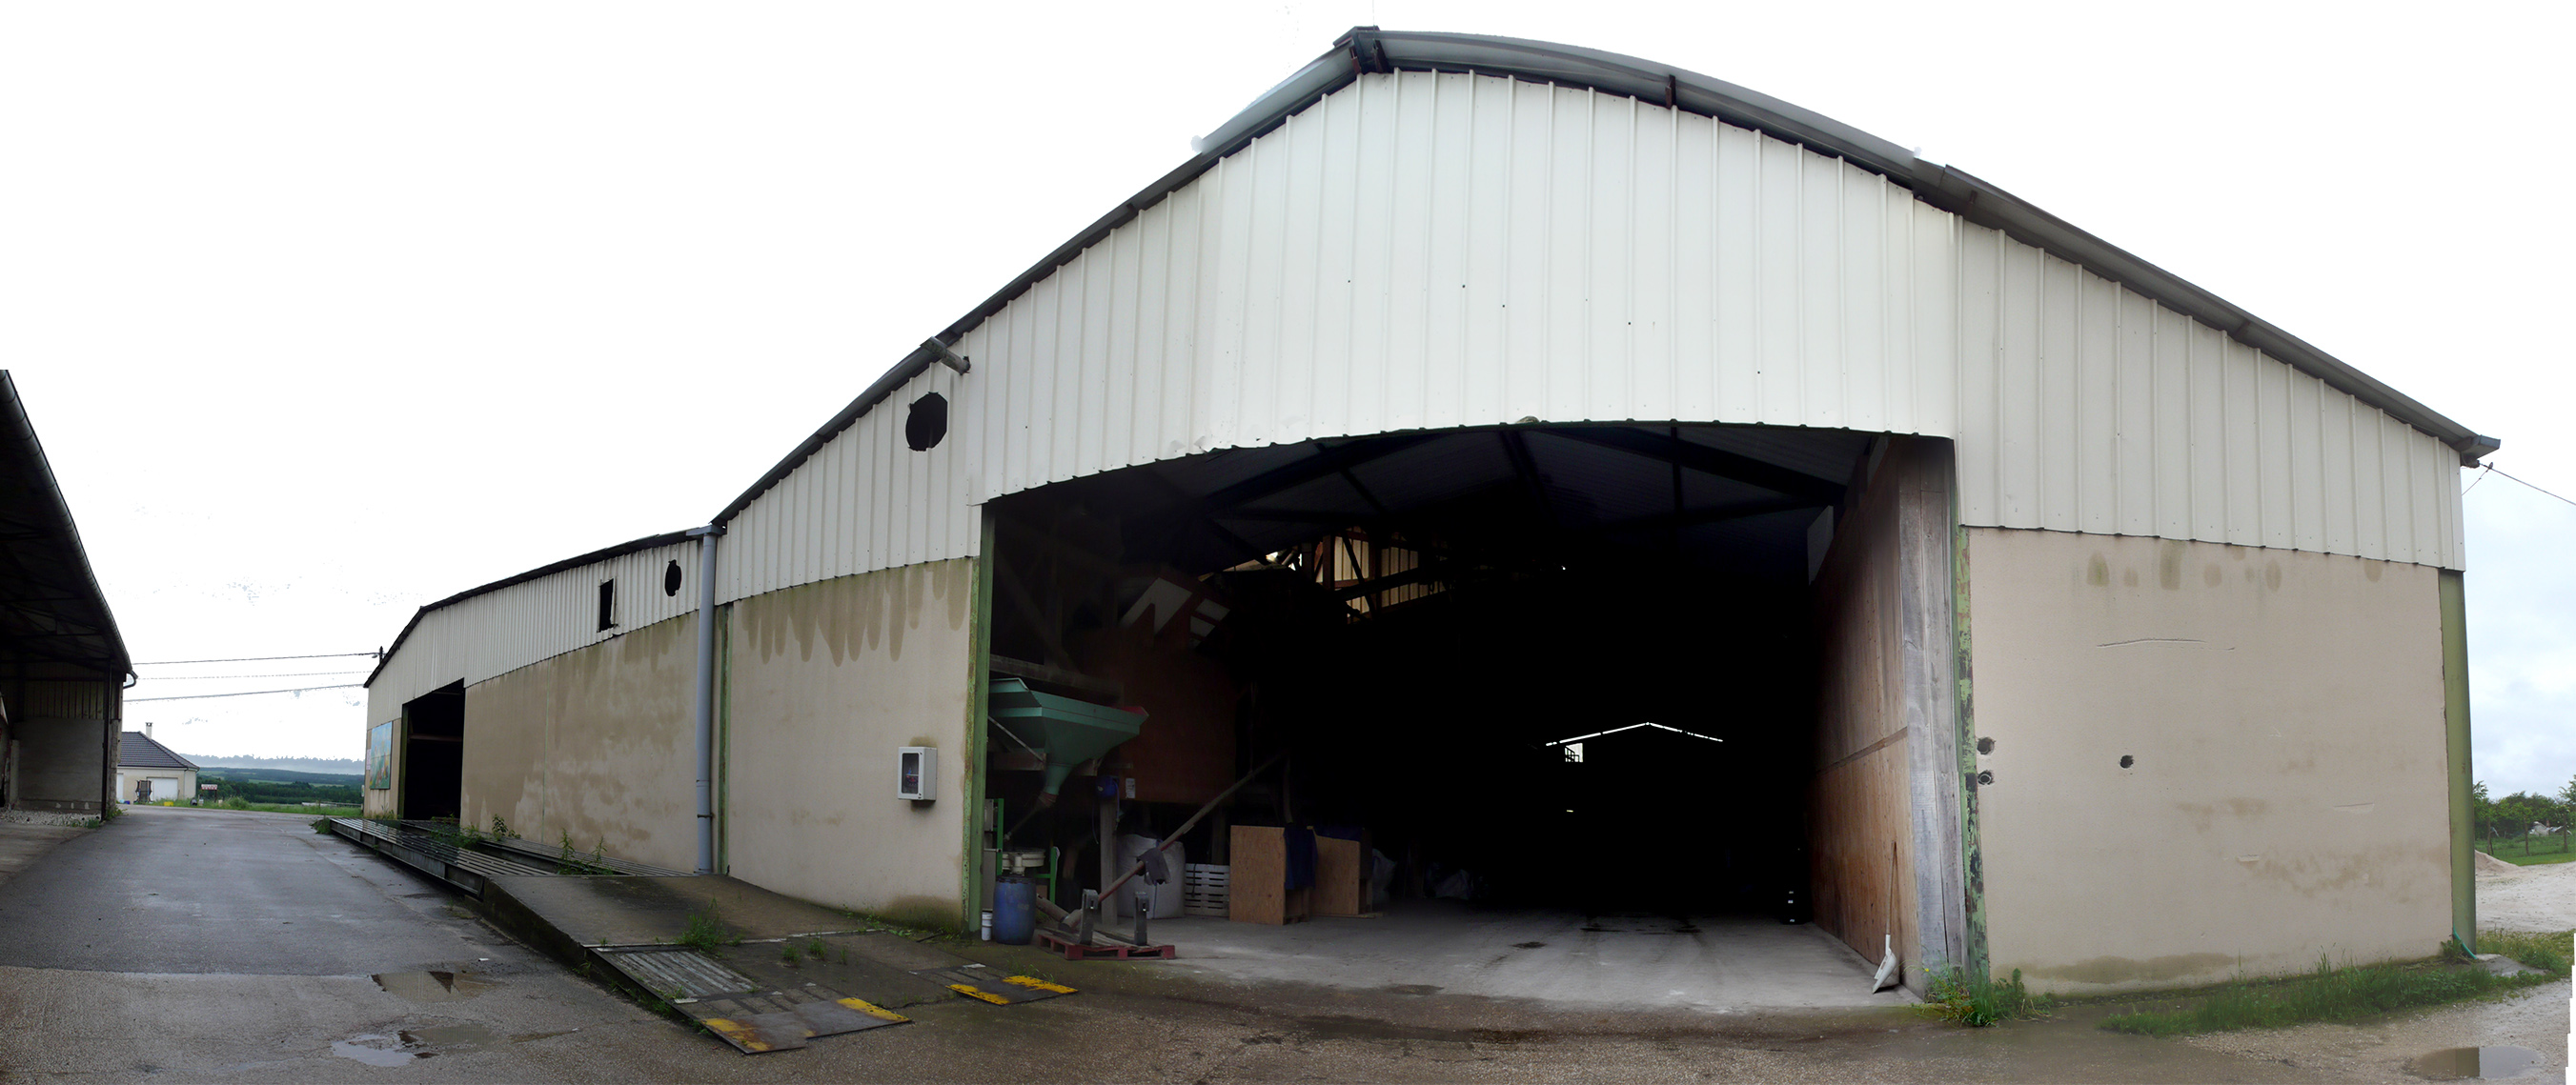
598,579,617,632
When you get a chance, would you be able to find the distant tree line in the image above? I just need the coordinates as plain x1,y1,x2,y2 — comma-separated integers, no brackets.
202,773,361,806
2473,776,2576,839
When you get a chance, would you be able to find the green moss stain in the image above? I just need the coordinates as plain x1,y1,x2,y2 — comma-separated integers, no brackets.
1952,522,1988,983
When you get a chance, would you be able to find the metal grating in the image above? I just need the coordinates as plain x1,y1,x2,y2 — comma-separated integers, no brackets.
602,950,761,1000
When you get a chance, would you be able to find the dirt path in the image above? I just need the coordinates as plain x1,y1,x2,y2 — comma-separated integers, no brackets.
2480,857,2576,933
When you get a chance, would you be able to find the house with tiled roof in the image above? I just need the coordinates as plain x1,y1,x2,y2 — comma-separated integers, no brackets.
115,727,198,805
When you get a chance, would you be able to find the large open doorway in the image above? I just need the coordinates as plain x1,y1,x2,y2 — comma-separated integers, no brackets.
399,682,464,822
978,424,1956,1004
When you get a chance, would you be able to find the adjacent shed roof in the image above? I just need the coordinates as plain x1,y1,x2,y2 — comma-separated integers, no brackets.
116,731,196,771
0,371,129,678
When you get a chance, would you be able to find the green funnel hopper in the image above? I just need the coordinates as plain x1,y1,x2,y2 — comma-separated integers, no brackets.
988,677,1146,796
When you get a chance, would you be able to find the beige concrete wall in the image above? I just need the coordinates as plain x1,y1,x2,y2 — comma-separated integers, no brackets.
1966,527,2450,994
723,558,977,930
458,613,698,872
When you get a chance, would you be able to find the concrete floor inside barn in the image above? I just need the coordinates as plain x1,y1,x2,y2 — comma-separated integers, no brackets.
1139,901,1914,1012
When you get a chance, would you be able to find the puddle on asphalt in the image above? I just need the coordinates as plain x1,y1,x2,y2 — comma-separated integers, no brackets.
331,1024,516,1067
330,1035,431,1067
2408,1046,2542,1079
371,971,495,1002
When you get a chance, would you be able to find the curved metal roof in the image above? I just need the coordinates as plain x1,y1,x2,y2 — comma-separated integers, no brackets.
712,27,2495,530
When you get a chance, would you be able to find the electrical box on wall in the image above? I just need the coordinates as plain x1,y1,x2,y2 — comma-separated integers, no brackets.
898,747,937,801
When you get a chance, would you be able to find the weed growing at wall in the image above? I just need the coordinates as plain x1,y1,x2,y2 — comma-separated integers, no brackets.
1917,969,2050,1026
555,831,614,875
2099,950,2565,1036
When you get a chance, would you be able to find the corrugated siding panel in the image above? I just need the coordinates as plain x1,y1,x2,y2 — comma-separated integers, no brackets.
716,359,979,605
368,537,703,721
21,680,108,718
952,70,1956,508
710,69,2458,609
1950,224,2464,568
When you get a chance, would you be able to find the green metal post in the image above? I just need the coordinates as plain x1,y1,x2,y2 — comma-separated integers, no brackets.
962,517,997,931
2440,571,2475,954
1952,520,1989,982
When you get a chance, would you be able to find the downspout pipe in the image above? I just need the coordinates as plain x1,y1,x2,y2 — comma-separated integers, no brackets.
686,524,726,875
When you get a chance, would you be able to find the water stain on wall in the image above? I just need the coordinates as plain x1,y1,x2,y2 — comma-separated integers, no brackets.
2024,952,2235,985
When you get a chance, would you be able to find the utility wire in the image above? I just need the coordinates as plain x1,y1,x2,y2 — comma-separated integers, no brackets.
139,670,374,681
2490,466,2576,510
127,684,363,703
132,652,379,666
2462,464,2494,496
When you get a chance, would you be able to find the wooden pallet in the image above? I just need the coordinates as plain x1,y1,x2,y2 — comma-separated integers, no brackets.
1181,863,1228,917
1037,929,1175,960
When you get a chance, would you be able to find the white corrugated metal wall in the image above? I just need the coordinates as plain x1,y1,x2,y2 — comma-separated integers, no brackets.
367,537,701,721
1955,227,2462,567
714,362,977,606
383,67,2469,697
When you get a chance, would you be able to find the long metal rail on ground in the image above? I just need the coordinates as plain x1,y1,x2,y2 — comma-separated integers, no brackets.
329,818,556,897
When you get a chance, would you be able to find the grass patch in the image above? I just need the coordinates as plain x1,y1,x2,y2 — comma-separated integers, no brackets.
2099,952,2564,1036
675,899,739,953
1917,969,2052,1027
2478,929,2573,977
2476,835,2575,864
202,797,363,816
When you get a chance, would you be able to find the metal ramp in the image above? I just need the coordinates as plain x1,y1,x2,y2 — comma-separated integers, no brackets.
596,947,911,1054
329,818,554,897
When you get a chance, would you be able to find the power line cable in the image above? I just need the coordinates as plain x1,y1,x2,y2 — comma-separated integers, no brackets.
138,670,374,681
132,652,378,666
2489,466,2576,510
127,684,363,703
2462,464,2494,496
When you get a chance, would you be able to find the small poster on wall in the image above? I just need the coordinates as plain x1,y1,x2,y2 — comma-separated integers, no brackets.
366,722,394,790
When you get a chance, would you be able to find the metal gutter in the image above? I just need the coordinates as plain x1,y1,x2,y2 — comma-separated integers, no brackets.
362,529,696,689
729,26,2493,523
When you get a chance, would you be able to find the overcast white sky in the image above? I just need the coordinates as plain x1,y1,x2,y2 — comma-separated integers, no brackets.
4,2,2568,798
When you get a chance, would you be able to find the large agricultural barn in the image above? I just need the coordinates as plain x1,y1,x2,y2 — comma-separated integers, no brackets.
364,30,2495,996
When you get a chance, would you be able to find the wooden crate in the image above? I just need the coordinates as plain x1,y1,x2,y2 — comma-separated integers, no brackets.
1227,826,1309,925
1182,863,1229,917
1313,834,1370,916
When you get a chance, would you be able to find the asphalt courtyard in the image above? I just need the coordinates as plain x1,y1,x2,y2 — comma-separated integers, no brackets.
0,806,2560,1083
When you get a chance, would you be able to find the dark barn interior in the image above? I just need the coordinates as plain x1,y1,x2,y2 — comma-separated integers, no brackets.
979,423,1884,928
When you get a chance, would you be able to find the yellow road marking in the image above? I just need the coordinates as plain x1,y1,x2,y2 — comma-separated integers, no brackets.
1004,975,1076,994
947,983,1011,1005
837,996,910,1022
700,1017,772,1053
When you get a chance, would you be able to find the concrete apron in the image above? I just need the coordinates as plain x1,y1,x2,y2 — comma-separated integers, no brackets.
338,825,1913,1046
1144,902,1918,1014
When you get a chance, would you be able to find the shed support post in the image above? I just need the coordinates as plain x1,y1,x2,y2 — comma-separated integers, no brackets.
688,524,726,876
2440,571,2474,953
1897,437,1970,991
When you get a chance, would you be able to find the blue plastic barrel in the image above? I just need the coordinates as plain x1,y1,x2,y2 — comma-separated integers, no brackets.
993,878,1036,945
